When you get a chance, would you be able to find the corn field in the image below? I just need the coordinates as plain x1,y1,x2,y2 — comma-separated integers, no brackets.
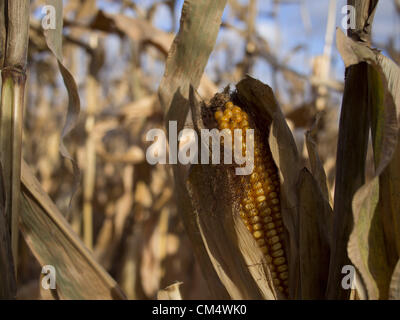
0,0,400,301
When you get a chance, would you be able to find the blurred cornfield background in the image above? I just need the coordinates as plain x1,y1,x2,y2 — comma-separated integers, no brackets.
0,0,399,299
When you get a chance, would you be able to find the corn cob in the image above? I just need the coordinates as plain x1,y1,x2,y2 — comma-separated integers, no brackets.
214,100,289,297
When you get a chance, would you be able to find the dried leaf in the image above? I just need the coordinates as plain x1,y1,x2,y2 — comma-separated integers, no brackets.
157,0,229,299
19,160,126,300
336,28,400,299
44,0,81,210
159,0,226,115
305,115,331,203
157,282,183,300
327,30,372,299
187,163,277,300
298,168,332,299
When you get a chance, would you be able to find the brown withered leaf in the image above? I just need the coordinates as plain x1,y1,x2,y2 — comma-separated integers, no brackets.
19,160,126,300
336,28,400,299
157,0,230,299
305,115,331,204
187,162,277,300
297,168,332,299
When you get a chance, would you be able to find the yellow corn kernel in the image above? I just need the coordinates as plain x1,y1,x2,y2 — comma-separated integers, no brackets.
253,230,264,239
265,185,275,192
257,201,268,211
257,238,266,246
271,242,282,251
268,236,280,245
244,203,255,211
215,110,224,120
256,195,266,203
277,265,288,272
248,209,259,217
220,121,230,129
271,198,279,205
271,249,284,258
279,272,289,280
242,197,253,205
265,222,276,230
224,109,233,118
232,106,242,114
252,223,263,231
252,181,263,191
266,230,278,238
263,216,273,224
249,216,261,224
273,257,286,266
225,101,234,109
273,213,282,220
233,113,243,123
219,115,230,123
250,172,259,182
240,119,249,128
269,192,278,199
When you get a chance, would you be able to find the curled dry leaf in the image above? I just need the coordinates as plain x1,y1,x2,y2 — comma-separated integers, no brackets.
44,0,81,210
336,28,400,299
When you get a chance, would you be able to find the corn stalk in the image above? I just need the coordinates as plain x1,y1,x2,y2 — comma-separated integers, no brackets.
0,0,30,280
